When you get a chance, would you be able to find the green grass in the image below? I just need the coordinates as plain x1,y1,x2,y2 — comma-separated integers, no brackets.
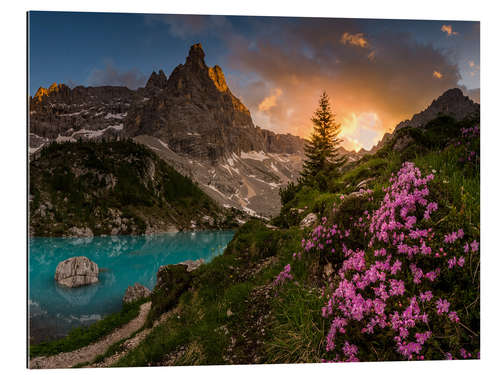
267,284,326,363
29,298,147,358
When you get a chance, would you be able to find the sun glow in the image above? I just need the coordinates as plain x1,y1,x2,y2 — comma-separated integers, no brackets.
339,112,384,152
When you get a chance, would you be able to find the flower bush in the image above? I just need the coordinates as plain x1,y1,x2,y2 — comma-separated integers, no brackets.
294,161,479,362
274,264,293,287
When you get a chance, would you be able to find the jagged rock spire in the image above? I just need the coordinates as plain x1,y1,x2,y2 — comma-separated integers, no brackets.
146,69,167,90
185,43,207,69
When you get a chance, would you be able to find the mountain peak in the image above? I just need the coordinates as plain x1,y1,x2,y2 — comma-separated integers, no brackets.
186,43,206,68
33,82,68,102
145,69,167,90
395,87,479,132
208,65,229,92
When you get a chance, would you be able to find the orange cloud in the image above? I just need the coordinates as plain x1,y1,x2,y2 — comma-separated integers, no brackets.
340,32,368,48
258,88,283,112
441,25,458,36
433,70,443,79
226,19,468,151
368,51,376,61
468,60,479,77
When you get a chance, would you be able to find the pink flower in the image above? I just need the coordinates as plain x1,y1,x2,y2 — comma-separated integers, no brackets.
448,311,460,323
436,298,450,315
470,240,479,252
273,264,293,287
342,341,359,361
419,291,433,302
389,279,405,296
390,260,402,275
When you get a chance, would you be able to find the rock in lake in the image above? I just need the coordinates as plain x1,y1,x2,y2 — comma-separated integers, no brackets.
123,283,151,304
54,256,99,288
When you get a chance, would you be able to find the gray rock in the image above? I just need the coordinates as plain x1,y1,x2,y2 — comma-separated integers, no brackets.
66,226,94,238
123,283,151,304
54,256,99,288
300,212,318,228
393,135,413,152
356,178,375,190
178,259,205,272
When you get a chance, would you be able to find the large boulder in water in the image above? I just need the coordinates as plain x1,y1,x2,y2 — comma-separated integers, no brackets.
54,256,99,288
123,283,151,304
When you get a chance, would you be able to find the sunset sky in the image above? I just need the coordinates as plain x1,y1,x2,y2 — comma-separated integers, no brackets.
29,12,480,151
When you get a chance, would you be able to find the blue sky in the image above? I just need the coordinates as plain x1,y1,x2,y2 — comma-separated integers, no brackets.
28,12,480,150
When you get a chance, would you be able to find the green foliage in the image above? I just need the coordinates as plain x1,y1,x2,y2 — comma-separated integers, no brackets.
301,92,346,185
148,265,193,324
340,158,388,189
279,181,299,206
225,220,280,260
30,140,228,236
267,284,326,363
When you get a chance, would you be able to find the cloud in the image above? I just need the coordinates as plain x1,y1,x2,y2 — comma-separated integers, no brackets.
462,87,480,103
467,60,480,77
145,14,231,39
441,25,458,36
225,18,464,150
87,62,146,89
433,71,443,79
258,88,283,112
340,32,369,48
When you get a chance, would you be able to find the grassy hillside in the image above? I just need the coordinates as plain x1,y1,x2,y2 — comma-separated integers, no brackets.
92,114,479,365
29,140,239,236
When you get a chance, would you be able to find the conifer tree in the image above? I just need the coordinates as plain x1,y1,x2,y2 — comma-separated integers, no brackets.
300,92,346,185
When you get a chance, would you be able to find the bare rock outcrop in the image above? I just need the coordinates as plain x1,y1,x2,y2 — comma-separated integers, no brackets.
178,259,205,272
123,283,151,304
124,43,304,161
300,212,318,228
54,256,99,288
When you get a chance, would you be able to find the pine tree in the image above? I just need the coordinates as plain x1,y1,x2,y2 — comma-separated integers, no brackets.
300,91,346,185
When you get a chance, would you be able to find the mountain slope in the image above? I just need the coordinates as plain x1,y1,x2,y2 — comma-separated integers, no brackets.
28,44,306,218
29,140,238,237
370,88,479,153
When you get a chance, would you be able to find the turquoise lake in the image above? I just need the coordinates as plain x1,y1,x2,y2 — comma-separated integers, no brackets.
28,231,234,344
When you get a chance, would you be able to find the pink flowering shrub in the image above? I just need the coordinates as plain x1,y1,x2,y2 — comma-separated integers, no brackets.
297,162,479,362
274,264,293,287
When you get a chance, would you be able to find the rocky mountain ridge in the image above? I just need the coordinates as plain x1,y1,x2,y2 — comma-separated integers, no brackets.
369,88,480,153
29,43,306,217
124,43,304,160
